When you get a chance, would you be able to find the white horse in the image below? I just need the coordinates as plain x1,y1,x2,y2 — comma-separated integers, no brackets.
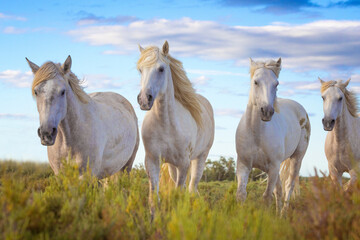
236,58,311,214
27,56,139,178
320,78,360,190
136,41,214,211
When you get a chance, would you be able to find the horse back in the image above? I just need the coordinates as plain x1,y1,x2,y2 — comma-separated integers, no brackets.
277,98,309,128
89,92,137,121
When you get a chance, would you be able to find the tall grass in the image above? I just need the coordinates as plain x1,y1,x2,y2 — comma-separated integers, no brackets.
0,160,359,239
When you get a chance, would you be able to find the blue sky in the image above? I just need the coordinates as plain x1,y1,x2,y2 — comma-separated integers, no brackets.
0,0,359,176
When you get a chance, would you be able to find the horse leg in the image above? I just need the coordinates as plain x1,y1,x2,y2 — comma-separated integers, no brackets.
329,163,342,186
168,163,177,184
273,175,282,214
263,163,280,206
280,156,301,216
236,158,251,202
120,128,139,173
281,131,308,216
344,169,357,192
175,160,190,188
189,153,207,193
145,154,160,219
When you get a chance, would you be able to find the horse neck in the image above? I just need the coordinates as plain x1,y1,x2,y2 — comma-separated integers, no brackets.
244,101,264,132
58,87,90,145
152,71,177,125
333,102,355,143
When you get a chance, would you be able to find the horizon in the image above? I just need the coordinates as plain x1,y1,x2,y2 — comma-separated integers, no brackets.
1,0,360,176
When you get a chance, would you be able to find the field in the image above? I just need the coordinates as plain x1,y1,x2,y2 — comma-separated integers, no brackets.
1,159,360,240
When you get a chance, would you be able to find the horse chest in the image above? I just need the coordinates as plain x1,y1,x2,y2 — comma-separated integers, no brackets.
327,138,357,171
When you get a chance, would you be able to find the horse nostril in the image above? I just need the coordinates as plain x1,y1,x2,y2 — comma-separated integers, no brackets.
331,119,335,125
261,107,264,113
322,118,325,124
37,128,41,137
147,94,153,102
137,94,141,104
52,128,56,135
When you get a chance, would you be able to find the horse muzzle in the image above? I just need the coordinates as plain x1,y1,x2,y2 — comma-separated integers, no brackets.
137,92,154,111
38,126,58,146
322,118,335,131
260,106,274,122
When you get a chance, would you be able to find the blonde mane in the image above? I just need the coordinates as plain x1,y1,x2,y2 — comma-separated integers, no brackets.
250,59,281,79
137,46,203,127
320,80,359,118
31,62,90,103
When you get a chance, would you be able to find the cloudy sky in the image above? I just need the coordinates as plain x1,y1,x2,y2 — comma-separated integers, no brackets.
0,0,359,176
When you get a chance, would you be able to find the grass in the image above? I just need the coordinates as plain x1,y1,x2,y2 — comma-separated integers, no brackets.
0,160,359,240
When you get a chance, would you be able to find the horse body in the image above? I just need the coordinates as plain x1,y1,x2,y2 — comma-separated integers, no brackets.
142,91,214,188
137,41,214,210
27,56,139,179
236,58,310,214
320,78,360,189
238,99,306,170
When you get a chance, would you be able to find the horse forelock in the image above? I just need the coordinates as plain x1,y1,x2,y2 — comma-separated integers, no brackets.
31,61,89,103
250,60,281,79
137,46,169,70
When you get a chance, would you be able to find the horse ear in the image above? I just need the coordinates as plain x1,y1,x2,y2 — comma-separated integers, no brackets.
343,78,351,88
318,77,325,84
249,58,255,66
25,57,40,74
276,57,282,67
162,40,169,55
138,44,144,53
62,55,72,74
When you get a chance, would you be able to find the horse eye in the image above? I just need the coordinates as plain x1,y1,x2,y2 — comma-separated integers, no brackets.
34,90,38,96
339,97,343,101
254,81,258,85
61,90,65,96
158,67,164,73
322,96,325,100
139,69,142,74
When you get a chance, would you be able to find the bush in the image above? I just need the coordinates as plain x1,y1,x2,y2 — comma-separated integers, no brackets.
1,159,360,239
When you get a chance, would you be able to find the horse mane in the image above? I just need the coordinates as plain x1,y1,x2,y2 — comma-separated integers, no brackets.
250,59,281,79
31,61,90,103
321,80,359,118
249,59,281,113
137,46,203,127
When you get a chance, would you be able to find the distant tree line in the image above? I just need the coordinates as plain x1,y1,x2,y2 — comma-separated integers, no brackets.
201,156,266,182
132,156,266,182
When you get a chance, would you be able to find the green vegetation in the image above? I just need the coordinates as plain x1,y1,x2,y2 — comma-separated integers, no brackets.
1,159,359,239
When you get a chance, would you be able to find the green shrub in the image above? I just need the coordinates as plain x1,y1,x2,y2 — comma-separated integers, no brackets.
0,159,359,239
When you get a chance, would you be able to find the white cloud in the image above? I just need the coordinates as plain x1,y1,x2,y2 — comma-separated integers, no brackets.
77,14,138,26
0,70,125,91
68,18,360,72
191,75,210,86
187,69,247,77
350,74,360,83
295,81,320,90
0,113,34,120
0,70,32,88
3,26,54,34
3,26,27,34
0,13,26,21
82,74,124,90
215,125,227,130
215,108,243,118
